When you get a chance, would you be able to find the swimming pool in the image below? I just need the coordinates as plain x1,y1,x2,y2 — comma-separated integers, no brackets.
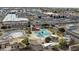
34,29,51,38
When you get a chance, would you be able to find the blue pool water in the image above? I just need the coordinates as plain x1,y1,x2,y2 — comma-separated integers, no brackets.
35,29,50,38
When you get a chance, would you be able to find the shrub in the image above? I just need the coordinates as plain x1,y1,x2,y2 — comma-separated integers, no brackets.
0,32,2,36
52,45,59,51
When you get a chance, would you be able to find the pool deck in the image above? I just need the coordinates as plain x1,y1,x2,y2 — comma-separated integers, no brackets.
28,29,60,45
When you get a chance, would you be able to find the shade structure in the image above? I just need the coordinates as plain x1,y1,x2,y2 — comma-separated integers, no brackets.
3,14,29,22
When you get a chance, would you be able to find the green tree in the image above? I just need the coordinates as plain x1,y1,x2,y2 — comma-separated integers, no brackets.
59,38,68,49
1,26,7,29
58,28,65,33
45,37,51,43
21,37,29,45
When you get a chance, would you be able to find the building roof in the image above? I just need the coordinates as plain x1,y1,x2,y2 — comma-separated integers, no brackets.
66,24,75,29
3,14,29,22
43,12,59,15
0,30,25,44
15,18,29,21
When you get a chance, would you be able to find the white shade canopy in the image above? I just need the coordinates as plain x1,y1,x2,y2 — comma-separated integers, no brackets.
3,14,29,22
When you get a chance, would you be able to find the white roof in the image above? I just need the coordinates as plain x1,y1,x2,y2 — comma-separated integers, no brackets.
66,24,75,29
43,12,58,15
42,42,59,47
68,24,75,26
9,31,24,38
10,10,18,12
15,18,29,21
3,14,16,22
0,31,25,43
3,14,29,22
